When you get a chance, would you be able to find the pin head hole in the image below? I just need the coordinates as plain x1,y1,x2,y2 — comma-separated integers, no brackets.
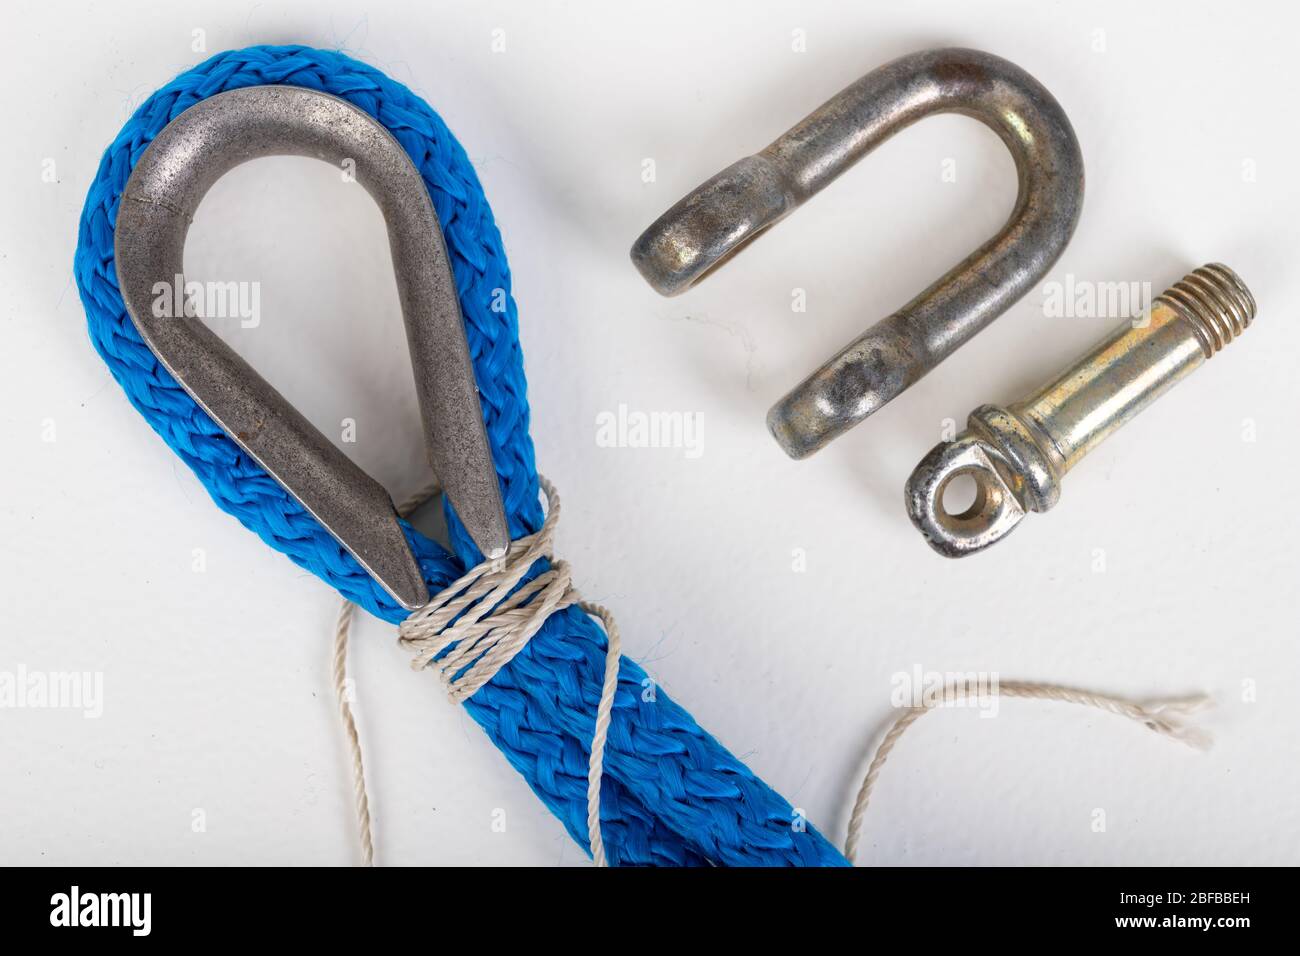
941,471,979,517
935,465,1006,533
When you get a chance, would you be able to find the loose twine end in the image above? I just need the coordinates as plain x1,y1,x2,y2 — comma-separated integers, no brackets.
843,680,1214,863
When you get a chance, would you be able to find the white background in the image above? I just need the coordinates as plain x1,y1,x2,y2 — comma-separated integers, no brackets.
2,0,1297,866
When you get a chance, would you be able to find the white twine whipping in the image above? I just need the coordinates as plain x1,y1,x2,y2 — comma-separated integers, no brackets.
335,476,620,866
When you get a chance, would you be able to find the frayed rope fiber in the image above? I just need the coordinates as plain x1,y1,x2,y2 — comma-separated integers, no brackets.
74,44,849,867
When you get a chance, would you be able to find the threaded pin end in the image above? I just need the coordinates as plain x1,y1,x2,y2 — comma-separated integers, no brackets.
1155,263,1257,359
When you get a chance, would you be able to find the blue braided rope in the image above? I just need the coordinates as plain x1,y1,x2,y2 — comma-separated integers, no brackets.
75,44,849,867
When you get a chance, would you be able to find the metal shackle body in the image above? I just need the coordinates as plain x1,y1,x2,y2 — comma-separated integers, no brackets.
631,48,1085,458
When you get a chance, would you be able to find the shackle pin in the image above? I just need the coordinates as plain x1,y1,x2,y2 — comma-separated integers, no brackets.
906,264,1257,556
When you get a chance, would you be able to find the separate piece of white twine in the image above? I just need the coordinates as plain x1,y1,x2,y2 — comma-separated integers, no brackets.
843,680,1212,863
333,476,621,866
333,479,1212,868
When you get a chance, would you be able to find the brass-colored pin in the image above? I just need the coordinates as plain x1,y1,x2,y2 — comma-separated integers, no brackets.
906,264,1257,557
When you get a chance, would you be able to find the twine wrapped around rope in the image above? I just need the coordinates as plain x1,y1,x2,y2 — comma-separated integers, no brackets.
337,477,621,865
336,477,625,863
402,477,621,864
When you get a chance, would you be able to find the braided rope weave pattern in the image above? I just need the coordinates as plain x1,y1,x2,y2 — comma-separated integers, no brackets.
74,44,848,867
